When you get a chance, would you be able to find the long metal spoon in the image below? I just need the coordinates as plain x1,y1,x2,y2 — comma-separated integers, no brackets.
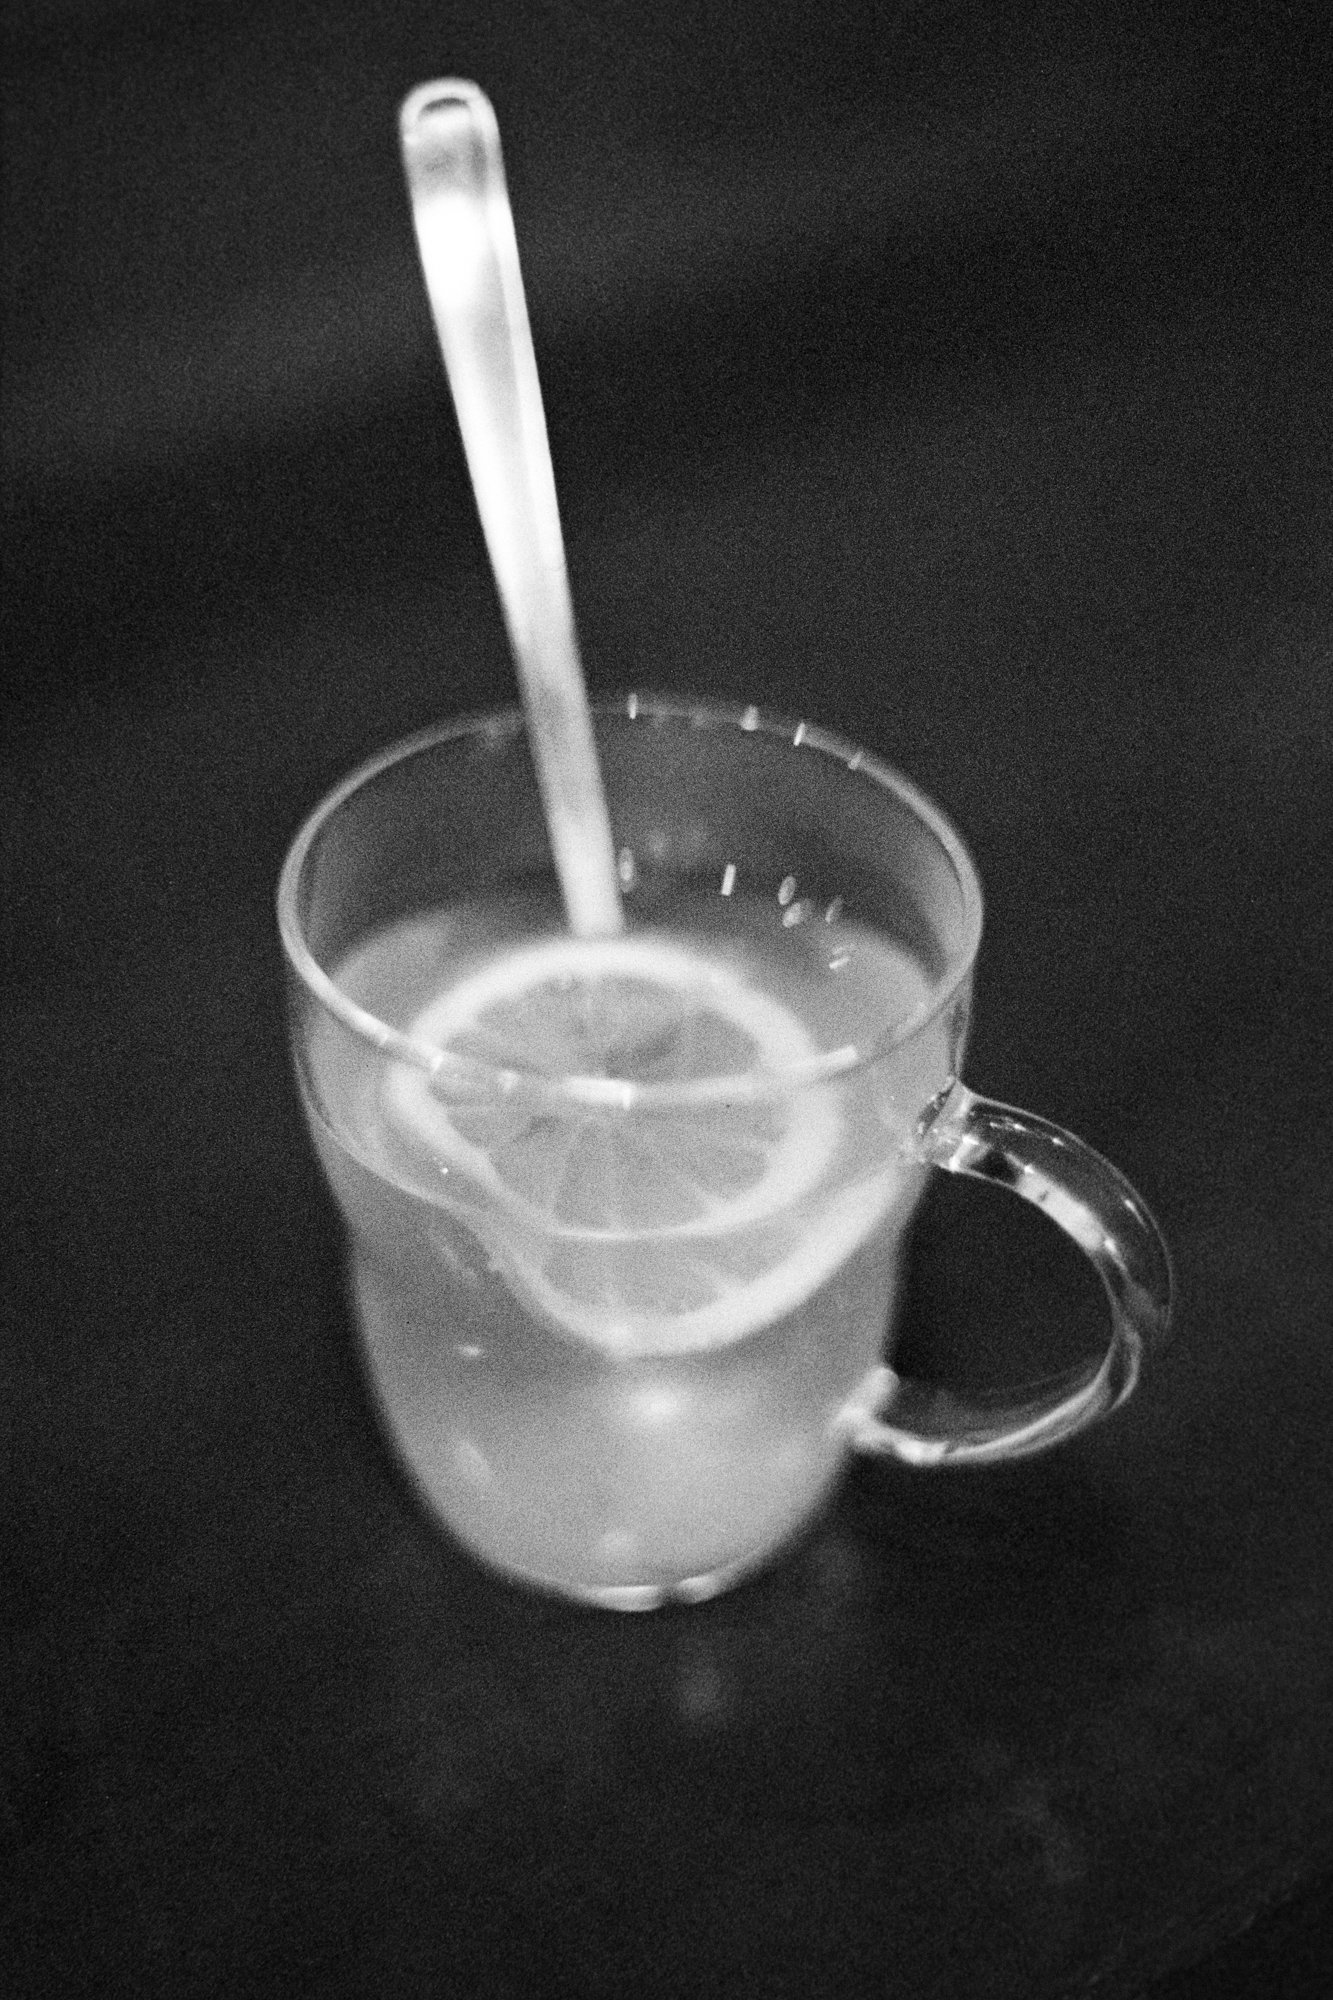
400,79,623,938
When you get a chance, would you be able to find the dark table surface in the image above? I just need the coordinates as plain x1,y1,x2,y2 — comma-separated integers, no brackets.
4,4,1332,1994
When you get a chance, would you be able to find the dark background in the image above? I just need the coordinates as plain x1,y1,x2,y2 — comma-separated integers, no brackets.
4,2,1332,1995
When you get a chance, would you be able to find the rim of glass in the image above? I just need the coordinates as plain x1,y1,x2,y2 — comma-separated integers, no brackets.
277,693,984,1110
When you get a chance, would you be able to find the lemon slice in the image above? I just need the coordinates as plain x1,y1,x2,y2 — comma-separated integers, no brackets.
384,932,892,1354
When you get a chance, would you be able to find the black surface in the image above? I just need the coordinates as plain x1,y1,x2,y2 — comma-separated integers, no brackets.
4,4,1333,1995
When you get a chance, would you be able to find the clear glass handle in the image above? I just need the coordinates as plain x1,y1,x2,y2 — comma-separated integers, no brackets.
849,1083,1174,1467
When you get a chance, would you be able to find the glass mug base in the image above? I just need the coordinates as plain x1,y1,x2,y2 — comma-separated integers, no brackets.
348,1230,903,1608
434,1516,827,1616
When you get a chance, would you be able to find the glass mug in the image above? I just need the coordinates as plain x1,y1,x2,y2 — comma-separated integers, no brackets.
278,696,1172,1609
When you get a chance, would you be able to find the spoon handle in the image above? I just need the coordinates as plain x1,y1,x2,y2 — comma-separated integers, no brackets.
401,80,623,937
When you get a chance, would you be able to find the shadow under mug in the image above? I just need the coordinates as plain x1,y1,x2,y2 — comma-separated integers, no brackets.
279,696,1173,1609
